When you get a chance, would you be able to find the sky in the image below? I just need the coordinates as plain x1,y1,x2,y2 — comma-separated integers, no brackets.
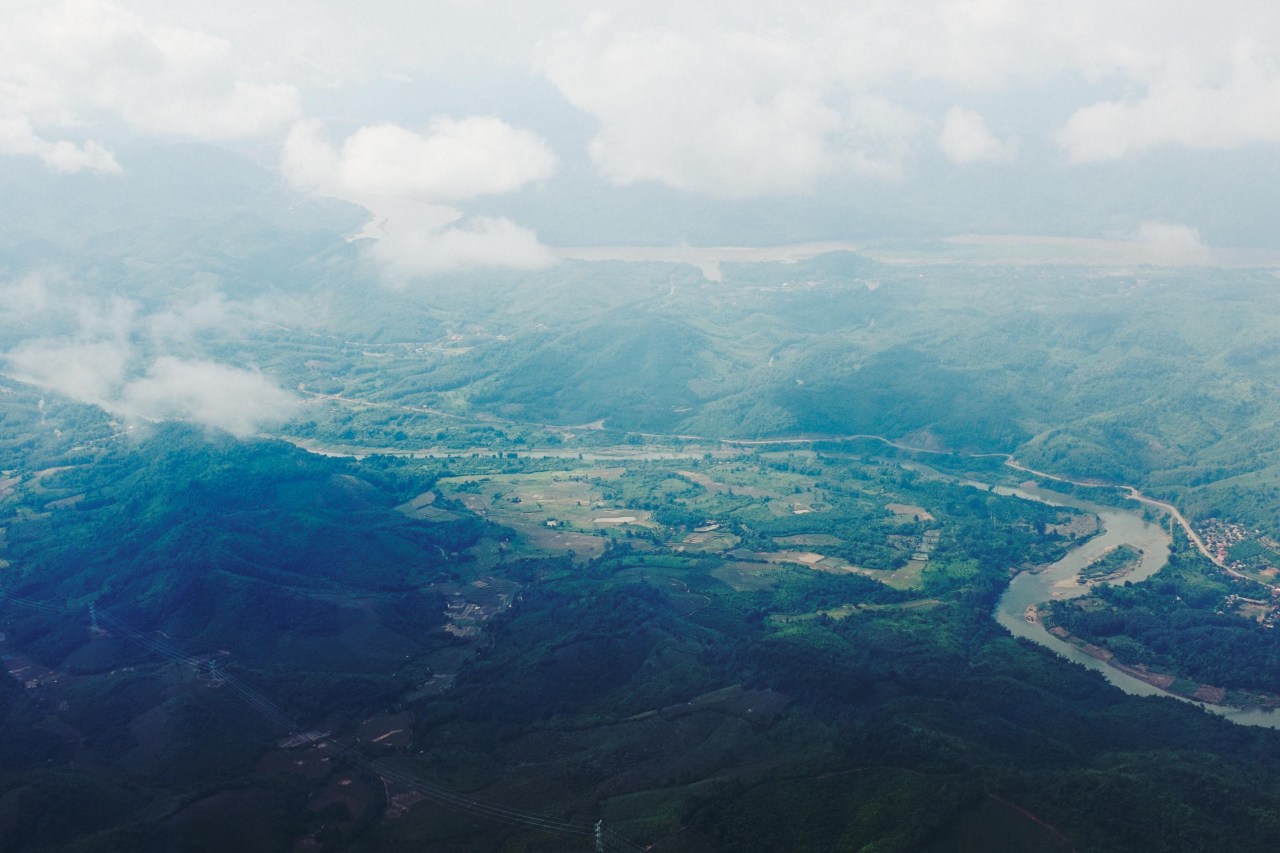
6,2,1280,254
3,1,1280,431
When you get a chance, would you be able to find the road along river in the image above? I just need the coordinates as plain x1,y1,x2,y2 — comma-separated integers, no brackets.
288,409,1280,728
988,481,1280,729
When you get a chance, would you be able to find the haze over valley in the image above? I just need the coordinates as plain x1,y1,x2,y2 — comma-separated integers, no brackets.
6,3,1280,852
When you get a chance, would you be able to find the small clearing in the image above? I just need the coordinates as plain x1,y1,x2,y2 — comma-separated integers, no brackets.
775,534,843,547
677,470,776,498
358,712,414,749
676,530,740,553
886,503,934,521
712,561,787,592
759,550,827,566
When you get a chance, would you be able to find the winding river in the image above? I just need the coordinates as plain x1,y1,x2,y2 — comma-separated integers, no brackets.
293,410,1280,728
987,481,1280,729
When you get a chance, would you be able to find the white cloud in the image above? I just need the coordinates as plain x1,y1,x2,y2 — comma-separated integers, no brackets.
1,0,301,172
541,18,926,196
42,139,123,174
119,357,301,436
144,294,238,345
0,272,58,316
938,107,1016,164
281,118,556,203
1134,221,1211,265
7,1,1280,220
282,119,557,277
1059,52,1280,162
0,117,121,175
1,279,299,436
538,4,1280,187
8,338,132,408
365,206,555,280
545,10,1090,195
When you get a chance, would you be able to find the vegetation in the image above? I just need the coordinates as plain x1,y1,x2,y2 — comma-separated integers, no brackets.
12,199,1280,850
1049,536,1280,699
3,423,1280,850
1079,544,1144,581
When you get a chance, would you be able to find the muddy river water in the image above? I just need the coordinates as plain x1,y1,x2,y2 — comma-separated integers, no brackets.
987,481,1280,728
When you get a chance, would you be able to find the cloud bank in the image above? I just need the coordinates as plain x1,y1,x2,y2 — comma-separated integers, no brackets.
282,118,555,202
538,4,1280,195
3,0,301,173
281,118,556,279
120,358,301,436
0,273,300,436
0,117,122,175
541,18,924,196
362,210,555,279
6,1,1280,245
1059,54,1280,163
938,108,1016,165
1133,221,1211,266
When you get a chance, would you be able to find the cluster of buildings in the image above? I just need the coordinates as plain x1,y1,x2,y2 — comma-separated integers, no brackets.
440,576,519,639
1198,518,1256,567
1198,518,1280,627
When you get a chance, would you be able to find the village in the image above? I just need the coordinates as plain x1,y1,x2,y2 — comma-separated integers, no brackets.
1197,518,1280,628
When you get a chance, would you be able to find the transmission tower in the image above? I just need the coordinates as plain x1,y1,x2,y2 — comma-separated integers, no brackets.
89,601,99,636
595,820,604,853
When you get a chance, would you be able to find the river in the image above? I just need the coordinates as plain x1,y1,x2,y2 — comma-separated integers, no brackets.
293,418,1280,726
988,481,1280,728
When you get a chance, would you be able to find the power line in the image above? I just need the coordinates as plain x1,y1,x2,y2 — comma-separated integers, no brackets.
0,588,66,614
0,588,644,849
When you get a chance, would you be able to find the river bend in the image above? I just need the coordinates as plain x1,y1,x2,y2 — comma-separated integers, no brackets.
988,482,1280,728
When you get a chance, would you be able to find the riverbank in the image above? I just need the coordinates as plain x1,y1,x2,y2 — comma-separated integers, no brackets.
1032,607,1280,711
1035,607,1234,705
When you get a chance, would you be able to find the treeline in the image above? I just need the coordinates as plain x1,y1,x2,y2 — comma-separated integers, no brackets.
409,519,1280,852
1050,541,1280,693
1,425,489,667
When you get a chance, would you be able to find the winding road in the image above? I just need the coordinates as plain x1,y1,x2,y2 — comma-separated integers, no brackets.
725,432,1234,575
294,391,1242,583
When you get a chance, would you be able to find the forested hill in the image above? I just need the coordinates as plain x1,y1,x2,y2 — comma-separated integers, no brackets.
6,148,1280,534
3,425,484,669
240,251,1280,535
7,426,1280,850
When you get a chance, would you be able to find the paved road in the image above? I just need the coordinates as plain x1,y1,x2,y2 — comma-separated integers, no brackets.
293,396,1247,582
